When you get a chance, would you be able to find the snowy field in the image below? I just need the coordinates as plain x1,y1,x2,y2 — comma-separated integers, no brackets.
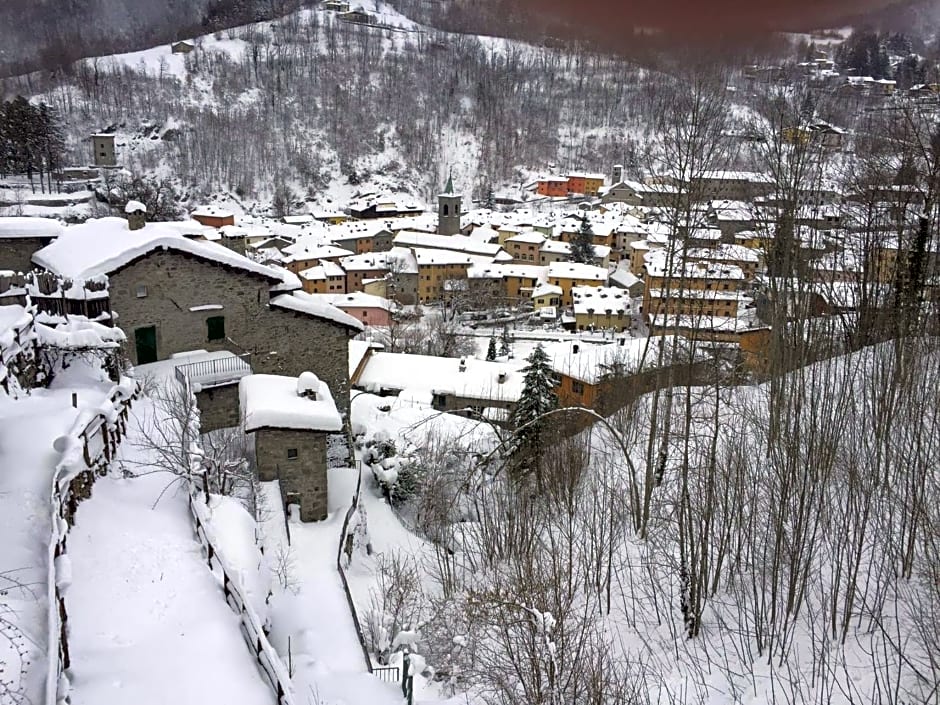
0,364,112,702
64,396,274,705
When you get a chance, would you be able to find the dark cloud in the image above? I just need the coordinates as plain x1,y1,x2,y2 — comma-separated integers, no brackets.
508,0,903,38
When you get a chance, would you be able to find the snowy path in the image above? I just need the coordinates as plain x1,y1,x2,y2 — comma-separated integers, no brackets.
260,475,401,705
0,375,110,702
64,400,273,705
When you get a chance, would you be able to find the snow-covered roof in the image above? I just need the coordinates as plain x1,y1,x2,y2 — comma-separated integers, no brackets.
0,216,65,240
609,268,642,290
322,291,396,311
393,231,505,258
547,262,608,282
124,200,147,214
412,248,475,267
572,286,632,316
240,373,342,432
298,261,345,280
356,352,524,403
643,249,745,281
31,217,284,281
348,339,382,379
269,291,365,331
191,205,235,218
543,338,658,384
532,283,563,298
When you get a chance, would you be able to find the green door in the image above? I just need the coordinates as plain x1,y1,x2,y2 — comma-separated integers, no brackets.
134,326,158,364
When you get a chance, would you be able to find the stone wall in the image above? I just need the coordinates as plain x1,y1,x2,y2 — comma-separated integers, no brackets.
110,250,353,417
110,250,271,365
244,306,352,418
196,384,241,432
255,428,328,522
0,237,45,273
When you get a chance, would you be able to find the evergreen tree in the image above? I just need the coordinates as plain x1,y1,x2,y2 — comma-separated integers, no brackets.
499,324,512,356
486,336,497,361
483,185,496,210
509,344,558,484
569,215,595,264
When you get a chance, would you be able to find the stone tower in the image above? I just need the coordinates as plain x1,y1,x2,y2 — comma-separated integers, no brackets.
437,172,462,236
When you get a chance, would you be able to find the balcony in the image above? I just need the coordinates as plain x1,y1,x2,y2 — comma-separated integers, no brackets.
174,352,252,390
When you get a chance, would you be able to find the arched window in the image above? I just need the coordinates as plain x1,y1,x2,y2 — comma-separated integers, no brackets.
443,204,450,216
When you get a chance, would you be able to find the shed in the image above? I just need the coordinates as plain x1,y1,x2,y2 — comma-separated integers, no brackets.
240,372,342,522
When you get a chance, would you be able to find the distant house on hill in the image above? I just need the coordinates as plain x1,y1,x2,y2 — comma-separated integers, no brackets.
191,206,236,229
337,7,375,23
171,40,195,54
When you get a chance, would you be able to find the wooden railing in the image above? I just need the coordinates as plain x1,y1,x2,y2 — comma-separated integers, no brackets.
45,378,140,705
187,489,298,705
336,462,375,674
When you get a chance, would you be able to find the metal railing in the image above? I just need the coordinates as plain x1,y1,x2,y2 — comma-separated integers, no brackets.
174,353,252,388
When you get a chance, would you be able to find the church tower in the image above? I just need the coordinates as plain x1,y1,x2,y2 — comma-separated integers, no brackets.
437,172,462,236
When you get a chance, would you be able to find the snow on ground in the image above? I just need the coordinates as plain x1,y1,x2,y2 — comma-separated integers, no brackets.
258,476,402,705
0,363,112,703
65,396,273,705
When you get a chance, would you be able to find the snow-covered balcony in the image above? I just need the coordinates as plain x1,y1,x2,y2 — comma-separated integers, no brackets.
173,351,252,391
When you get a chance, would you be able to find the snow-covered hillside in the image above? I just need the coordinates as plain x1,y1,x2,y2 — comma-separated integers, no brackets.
5,0,660,214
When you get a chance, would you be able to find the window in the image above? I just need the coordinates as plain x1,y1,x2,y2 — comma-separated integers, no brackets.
443,204,450,216
136,284,148,298
571,380,585,395
287,448,298,460
206,316,225,341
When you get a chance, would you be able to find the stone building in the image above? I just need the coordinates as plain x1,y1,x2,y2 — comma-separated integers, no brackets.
437,174,462,236
0,217,64,273
241,372,342,522
91,133,116,167
32,215,364,417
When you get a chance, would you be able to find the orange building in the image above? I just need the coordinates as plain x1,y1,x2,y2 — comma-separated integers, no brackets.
191,206,235,228
566,172,605,197
537,177,569,198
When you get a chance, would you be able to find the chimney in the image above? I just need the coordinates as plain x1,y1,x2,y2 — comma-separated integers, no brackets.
613,164,623,183
297,371,320,400
459,357,467,372
497,372,507,384
124,200,147,231
572,344,579,354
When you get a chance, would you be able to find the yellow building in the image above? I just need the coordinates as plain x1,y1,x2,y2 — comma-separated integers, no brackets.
546,261,608,306
413,248,473,303
572,286,633,331
531,283,563,310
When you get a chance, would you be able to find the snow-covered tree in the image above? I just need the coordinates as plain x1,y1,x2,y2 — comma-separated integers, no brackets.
499,325,512,357
509,344,558,484
486,336,497,361
568,215,595,264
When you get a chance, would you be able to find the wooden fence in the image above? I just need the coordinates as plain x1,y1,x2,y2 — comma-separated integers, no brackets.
336,462,375,673
335,464,415,702
45,378,140,705
187,489,299,705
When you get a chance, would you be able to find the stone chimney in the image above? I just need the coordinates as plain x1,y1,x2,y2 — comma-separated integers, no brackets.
124,200,147,231
297,371,320,400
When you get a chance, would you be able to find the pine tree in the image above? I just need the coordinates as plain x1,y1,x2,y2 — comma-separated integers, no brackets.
486,336,497,361
483,185,496,211
499,324,512,356
569,215,595,264
509,344,558,484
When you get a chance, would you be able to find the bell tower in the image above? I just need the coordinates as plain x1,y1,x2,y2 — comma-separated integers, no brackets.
437,171,462,236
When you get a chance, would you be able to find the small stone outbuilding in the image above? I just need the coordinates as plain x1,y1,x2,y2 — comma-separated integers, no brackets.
240,372,342,522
